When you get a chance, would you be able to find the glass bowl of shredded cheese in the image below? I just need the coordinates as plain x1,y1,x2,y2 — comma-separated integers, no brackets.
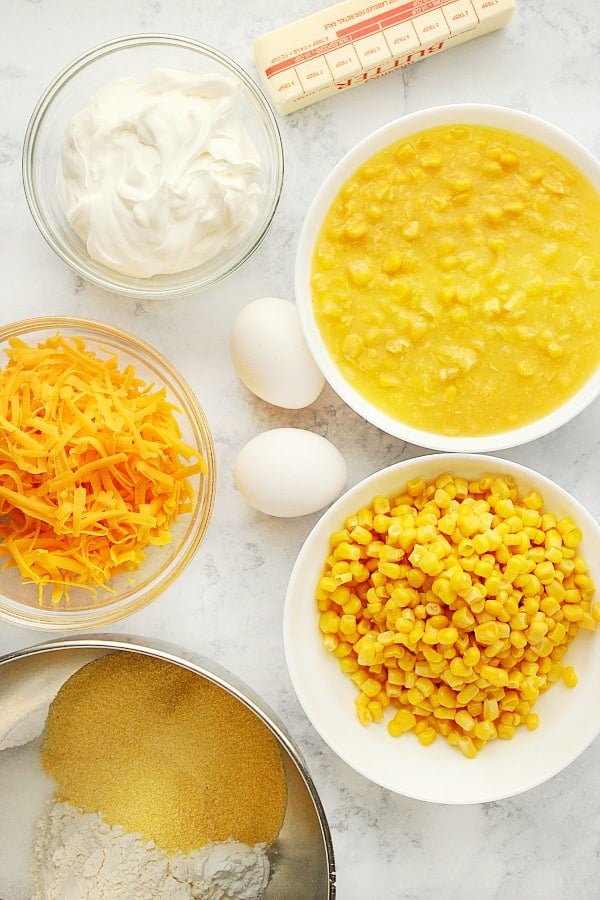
22,34,284,299
295,103,600,452
0,317,216,630
284,453,600,804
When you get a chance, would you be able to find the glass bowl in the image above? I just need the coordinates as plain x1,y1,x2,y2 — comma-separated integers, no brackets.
22,34,284,299
284,453,600,804
295,103,600,452
0,317,216,630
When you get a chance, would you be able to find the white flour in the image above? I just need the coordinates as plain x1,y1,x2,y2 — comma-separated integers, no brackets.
0,737,55,900
32,800,270,900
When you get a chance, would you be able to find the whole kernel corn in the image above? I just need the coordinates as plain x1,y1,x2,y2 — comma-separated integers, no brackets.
317,473,596,758
562,666,578,688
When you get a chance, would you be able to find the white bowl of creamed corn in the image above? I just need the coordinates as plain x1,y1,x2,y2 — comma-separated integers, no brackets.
295,104,600,452
284,454,600,803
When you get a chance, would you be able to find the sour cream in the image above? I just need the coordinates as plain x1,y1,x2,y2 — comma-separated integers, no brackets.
57,69,262,278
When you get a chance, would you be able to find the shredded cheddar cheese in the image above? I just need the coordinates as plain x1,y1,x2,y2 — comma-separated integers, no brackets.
0,333,207,604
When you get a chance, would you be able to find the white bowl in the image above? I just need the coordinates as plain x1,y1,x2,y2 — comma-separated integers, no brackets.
22,34,284,299
294,104,600,452
284,453,600,804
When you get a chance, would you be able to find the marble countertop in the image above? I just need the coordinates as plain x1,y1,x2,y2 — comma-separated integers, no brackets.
2,1,600,897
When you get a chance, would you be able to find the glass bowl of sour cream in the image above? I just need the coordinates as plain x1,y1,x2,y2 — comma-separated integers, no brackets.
23,34,284,299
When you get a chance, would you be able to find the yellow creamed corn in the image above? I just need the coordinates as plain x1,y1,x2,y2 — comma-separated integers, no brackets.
312,125,600,438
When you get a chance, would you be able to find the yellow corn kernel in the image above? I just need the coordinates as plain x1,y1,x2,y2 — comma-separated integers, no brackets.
319,610,340,634
417,726,437,746
463,646,481,667
580,612,597,631
379,544,403,564
319,576,339,594
449,657,472,679
357,507,374,529
350,525,374,545
406,478,426,497
526,620,548,644
330,528,352,548
457,736,478,758
455,710,475,732
540,592,562,614
547,662,564,683
515,700,532,717
415,677,435,698
357,642,383,667
574,574,595,594
437,626,459,646
522,490,543,510
340,597,360,618
534,560,555,583
387,709,417,736
498,691,520,721
548,622,567,644
473,720,496,741
437,513,457,536
456,683,479,706
480,665,509,687
339,614,358,636
497,723,516,740
562,666,578,688
379,561,404,579
510,631,527,650
482,697,499,721
355,703,373,726
334,642,353,659
523,596,540,616
351,670,368,688
407,568,427,588
538,657,552,675
563,527,583,549
520,677,540,701
437,685,458,708
334,541,362,561
322,634,339,653
562,605,584,623
404,688,422,707
369,496,390,516
525,713,540,731
339,657,359,674
474,621,500,646
361,677,383,698
367,700,384,723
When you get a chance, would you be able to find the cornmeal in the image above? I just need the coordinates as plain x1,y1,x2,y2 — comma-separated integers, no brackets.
41,653,287,854
311,125,600,436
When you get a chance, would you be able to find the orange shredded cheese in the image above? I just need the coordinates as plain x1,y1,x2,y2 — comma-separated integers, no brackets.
0,333,207,604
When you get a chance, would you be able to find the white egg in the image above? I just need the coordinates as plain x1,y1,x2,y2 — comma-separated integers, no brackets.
234,428,347,518
230,297,325,409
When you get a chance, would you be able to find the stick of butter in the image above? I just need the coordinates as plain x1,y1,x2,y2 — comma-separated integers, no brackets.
253,0,515,115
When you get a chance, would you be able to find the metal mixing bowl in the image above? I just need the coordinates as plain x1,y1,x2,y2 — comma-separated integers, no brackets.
0,635,336,898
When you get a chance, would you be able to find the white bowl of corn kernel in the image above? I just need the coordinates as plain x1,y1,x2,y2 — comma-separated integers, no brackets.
295,104,600,452
284,454,600,803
